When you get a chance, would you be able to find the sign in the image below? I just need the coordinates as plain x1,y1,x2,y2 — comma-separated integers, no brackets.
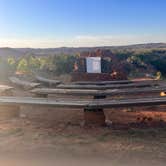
86,57,101,73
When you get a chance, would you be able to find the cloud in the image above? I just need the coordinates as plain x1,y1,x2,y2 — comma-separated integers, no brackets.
0,34,166,48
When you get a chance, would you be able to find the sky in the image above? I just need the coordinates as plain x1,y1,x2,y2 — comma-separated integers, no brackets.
0,0,166,48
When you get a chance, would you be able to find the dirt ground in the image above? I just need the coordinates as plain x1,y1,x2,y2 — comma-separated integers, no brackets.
0,85,166,166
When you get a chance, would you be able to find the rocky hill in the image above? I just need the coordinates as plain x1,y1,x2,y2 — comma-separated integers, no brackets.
0,43,166,57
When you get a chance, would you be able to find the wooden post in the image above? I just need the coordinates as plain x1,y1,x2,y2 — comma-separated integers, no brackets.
83,95,106,126
0,105,20,120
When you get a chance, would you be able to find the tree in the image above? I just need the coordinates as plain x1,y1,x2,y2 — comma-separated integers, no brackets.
52,55,76,75
17,58,29,72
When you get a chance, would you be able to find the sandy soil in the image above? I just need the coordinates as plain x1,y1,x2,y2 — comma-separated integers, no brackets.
0,85,166,166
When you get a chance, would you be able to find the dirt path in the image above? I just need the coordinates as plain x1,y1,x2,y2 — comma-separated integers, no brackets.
0,86,166,165
0,107,166,166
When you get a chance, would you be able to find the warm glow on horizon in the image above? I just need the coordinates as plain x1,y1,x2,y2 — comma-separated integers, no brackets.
0,34,166,48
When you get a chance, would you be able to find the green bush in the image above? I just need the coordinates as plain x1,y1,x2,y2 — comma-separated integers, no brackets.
0,49,166,79
52,55,76,75
17,58,29,72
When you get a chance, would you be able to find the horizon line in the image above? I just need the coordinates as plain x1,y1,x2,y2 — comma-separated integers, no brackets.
0,42,165,49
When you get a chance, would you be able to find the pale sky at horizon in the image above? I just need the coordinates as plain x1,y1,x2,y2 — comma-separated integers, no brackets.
1,0,166,48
